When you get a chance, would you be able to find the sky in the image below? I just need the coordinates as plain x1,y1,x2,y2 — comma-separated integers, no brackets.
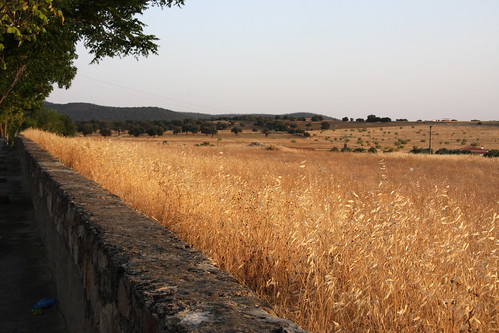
48,0,499,121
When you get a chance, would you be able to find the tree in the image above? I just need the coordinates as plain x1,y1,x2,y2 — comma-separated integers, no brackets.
216,122,228,130
0,1,64,70
0,22,77,140
23,106,76,136
128,126,144,137
81,123,95,136
100,128,112,137
200,123,217,136
342,117,349,122
231,127,242,135
321,122,330,130
1,0,185,141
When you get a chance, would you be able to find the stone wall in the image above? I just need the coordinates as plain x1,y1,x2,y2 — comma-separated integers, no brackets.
16,136,307,333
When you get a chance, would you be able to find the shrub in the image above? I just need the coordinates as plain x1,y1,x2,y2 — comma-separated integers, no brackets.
484,150,499,158
196,141,213,147
409,147,431,154
368,147,377,153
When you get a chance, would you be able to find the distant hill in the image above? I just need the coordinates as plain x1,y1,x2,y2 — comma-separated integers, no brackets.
43,102,211,121
44,102,336,122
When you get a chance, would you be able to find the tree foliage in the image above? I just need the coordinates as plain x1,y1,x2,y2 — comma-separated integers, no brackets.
0,0,185,141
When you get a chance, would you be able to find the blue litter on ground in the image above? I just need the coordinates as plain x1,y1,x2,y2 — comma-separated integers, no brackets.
32,298,57,314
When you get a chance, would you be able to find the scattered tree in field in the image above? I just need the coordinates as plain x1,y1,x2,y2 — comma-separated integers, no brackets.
321,122,330,130
128,126,144,137
231,127,242,135
81,123,95,136
367,114,392,123
342,117,349,122
100,128,112,137
200,123,218,136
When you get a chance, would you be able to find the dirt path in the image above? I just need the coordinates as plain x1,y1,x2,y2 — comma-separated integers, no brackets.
0,144,67,333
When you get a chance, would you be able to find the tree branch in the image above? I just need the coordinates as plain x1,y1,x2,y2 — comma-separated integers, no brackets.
0,64,27,107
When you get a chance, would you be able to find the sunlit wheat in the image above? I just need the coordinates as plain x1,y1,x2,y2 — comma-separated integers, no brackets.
23,129,498,332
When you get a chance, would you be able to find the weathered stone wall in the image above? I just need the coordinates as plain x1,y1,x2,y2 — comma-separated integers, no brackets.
16,136,307,333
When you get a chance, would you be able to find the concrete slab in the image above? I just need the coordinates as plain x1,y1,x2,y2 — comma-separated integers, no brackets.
0,145,67,333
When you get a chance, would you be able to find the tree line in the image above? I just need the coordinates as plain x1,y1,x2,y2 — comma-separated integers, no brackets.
74,117,316,138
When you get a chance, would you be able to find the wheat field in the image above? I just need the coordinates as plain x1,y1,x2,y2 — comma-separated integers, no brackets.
23,129,498,332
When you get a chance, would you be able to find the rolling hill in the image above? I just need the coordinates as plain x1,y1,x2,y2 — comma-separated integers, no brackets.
44,102,335,122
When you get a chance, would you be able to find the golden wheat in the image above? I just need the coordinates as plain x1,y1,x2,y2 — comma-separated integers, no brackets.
23,129,498,332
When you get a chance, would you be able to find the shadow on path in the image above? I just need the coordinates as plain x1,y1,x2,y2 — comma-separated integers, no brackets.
0,144,67,333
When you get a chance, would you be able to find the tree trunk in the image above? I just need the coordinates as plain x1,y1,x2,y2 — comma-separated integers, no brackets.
0,64,27,107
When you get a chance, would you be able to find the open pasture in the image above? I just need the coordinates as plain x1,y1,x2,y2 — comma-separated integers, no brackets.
24,128,498,332
108,121,499,153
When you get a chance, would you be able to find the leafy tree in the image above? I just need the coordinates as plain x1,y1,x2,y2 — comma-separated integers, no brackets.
23,106,75,136
1,0,185,141
321,121,330,130
215,122,228,130
342,117,349,122
231,127,242,135
182,123,199,134
100,128,112,137
0,0,64,70
172,126,182,135
81,123,95,136
0,23,76,140
128,126,144,137
200,123,217,136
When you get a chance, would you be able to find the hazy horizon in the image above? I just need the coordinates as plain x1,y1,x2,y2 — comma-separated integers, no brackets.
48,1,499,121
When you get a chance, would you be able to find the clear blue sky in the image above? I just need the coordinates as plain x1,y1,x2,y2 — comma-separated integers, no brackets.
48,0,499,120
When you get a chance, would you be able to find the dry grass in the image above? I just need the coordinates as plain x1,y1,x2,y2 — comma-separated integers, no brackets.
98,121,499,153
24,129,498,332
